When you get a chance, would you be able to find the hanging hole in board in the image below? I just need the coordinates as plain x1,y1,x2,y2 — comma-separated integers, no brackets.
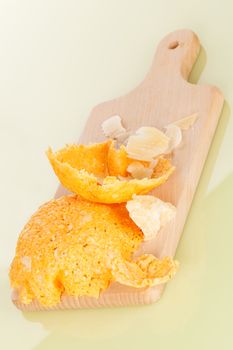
168,41,179,49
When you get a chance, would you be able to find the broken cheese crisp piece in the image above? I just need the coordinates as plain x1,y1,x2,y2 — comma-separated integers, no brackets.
126,127,170,161
101,115,127,139
9,195,177,306
164,124,182,153
169,113,198,130
9,195,143,306
112,254,178,288
126,195,176,241
47,143,175,203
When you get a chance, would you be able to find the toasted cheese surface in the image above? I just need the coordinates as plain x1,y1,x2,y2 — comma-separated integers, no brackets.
10,195,177,306
10,195,143,305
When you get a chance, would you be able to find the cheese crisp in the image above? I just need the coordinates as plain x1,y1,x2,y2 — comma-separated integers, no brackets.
9,195,177,306
47,142,174,203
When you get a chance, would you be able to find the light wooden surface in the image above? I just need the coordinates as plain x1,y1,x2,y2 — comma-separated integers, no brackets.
13,29,224,311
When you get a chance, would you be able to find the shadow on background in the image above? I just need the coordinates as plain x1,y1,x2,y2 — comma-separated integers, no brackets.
21,52,232,350
189,46,207,84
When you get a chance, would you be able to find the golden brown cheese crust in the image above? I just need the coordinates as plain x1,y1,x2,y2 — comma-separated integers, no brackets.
9,195,143,306
47,142,175,203
10,195,177,307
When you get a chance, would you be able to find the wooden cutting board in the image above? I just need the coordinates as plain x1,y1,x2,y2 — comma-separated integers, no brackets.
13,29,224,311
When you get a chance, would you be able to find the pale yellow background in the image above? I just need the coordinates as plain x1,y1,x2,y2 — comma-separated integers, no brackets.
1,0,233,349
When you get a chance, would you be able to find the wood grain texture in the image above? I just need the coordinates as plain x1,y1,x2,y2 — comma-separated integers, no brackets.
13,29,224,311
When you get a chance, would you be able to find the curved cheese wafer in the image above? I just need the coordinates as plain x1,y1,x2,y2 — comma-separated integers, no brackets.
47,144,175,203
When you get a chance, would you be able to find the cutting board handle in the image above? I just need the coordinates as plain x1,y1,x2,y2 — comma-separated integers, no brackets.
149,29,200,81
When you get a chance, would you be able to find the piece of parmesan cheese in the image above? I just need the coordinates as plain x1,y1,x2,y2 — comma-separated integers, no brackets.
126,127,170,161
164,124,182,153
169,113,198,130
126,195,176,241
127,162,153,179
101,115,126,139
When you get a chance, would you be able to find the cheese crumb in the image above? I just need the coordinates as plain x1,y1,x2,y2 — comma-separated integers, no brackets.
126,195,176,241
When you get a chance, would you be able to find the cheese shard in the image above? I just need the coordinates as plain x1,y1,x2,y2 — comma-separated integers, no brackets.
112,254,178,288
101,115,127,139
126,127,170,161
165,124,182,153
127,162,153,179
126,195,176,241
168,113,198,130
